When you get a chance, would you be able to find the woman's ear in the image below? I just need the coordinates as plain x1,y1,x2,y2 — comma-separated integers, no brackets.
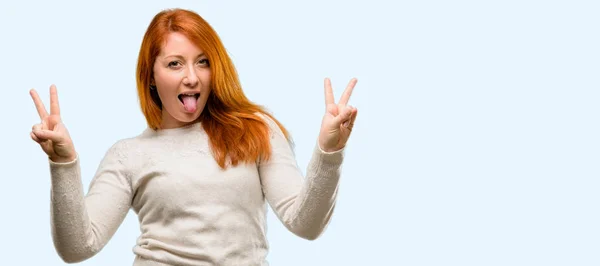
150,78,157,90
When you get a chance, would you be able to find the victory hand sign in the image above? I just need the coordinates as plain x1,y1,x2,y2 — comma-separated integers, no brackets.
318,78,359,152
30,85,77,163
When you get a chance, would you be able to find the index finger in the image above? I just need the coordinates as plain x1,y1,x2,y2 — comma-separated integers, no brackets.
49,84,60,116
338,78,357,106
324,78,335,105
29,88,49,119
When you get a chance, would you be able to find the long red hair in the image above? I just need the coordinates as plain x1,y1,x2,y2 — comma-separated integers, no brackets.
136,8,291,168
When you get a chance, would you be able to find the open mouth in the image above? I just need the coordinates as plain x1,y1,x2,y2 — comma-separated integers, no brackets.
178,93,200,103
178,93,201,113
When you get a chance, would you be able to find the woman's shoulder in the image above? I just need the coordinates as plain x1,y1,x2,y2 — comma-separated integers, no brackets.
103,127,155,161
254,111,281,130
96,133,152,179
103,137,138,161
253,111,294,146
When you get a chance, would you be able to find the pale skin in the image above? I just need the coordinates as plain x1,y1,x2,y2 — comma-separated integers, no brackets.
152,32,212,129
30,32,358,161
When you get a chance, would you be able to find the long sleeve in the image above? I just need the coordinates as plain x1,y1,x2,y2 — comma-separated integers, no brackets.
258,118,345,240
49,142,133,263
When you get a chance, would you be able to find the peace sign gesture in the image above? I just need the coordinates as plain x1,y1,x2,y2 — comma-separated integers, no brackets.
318,78,359,152
30,85,76,163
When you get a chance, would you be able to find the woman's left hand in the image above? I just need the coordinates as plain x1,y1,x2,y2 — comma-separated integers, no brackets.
318,77,359,152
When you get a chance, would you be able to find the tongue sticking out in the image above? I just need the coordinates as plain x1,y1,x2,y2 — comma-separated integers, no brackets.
181,95,197,113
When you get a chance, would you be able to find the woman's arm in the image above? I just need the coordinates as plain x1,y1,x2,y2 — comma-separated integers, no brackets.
29,86,133,263
49,142,133,263
258,77,358,240
258,118,345,240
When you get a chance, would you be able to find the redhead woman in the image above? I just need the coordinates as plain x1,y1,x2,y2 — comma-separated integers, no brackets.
29,8,358,266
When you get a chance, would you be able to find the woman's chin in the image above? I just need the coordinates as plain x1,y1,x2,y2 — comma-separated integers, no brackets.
161,107,204,128
176,111,202,123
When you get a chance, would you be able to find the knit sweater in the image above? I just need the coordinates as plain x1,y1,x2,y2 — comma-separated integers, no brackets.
47,115,344,266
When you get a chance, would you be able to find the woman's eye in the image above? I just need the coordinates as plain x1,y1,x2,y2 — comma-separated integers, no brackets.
198,59,209,66
168,61,180,67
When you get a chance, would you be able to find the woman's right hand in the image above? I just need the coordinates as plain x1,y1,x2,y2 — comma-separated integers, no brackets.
30,85,77,163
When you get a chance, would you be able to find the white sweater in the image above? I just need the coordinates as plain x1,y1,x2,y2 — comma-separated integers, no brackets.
48,116,345,266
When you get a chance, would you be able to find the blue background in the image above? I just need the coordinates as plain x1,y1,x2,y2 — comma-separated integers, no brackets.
2,1,599,265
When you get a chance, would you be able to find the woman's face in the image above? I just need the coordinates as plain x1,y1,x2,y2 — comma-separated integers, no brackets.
152,32,212,129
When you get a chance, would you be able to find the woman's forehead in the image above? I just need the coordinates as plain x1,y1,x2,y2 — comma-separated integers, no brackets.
158,32,205,57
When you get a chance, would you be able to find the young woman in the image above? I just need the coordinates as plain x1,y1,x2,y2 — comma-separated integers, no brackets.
30,8,358,266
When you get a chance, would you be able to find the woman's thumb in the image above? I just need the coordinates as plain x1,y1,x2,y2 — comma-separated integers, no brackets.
334,105,354,127
32,129,62,143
